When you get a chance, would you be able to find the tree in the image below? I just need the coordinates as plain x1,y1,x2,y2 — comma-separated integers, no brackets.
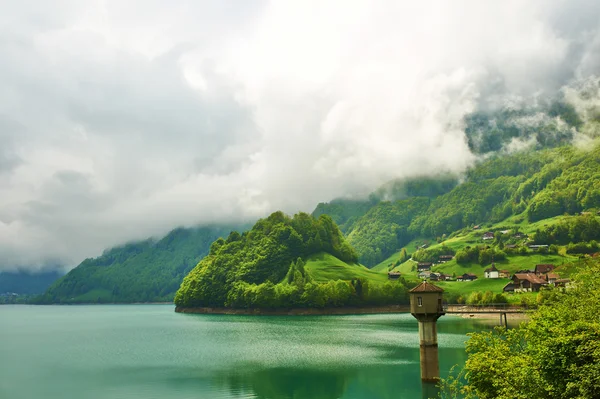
449,260,600,399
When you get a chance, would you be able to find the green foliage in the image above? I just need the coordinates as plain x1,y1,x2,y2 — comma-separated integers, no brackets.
312,199,375,233
346,198,430,266
35,225,245,304
465,290,507,305
371,175,458,201
412,245,455,263
175,212,364,308
533,215,600,244
452,260,600,398
410,176,524,237
455,245,506,266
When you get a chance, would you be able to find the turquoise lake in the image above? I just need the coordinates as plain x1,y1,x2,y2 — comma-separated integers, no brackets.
0,305,491,399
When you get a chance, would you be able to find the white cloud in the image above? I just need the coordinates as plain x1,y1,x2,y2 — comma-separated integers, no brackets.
0,0,599,271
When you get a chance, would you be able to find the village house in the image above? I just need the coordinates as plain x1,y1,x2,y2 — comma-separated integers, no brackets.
545,273,560,284
554,278,571,288
505,244,517,249
513,232,526,239
418,270,432,279
512,273,548,292
438,255,454,263
473,225,481,230
482,232,495,240
457,273,477,282
499,270,511,278
534,264,555,275
484,263,499,279
387,272,401,280
417,262,432,272
503,282,516,293
528,244,549,251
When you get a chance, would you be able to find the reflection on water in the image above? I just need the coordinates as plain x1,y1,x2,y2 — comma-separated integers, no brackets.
0,305,491,399
214,367,350,399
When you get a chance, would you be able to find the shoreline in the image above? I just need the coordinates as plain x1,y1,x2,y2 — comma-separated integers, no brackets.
175,304,411,315
447,312,531,321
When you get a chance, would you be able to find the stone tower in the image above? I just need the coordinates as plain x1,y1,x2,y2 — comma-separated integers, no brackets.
409,281,445,382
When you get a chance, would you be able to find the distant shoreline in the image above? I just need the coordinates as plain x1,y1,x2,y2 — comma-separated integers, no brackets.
174,304,411,315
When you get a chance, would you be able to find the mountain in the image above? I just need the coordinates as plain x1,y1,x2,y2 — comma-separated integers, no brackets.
0,269,63,296
175,212,410,310
314,143,600,267
36,224,247,304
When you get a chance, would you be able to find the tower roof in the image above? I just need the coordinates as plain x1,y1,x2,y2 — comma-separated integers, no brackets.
409,281,444,293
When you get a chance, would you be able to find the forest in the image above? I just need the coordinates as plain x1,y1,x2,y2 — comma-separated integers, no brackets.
441,259,600,399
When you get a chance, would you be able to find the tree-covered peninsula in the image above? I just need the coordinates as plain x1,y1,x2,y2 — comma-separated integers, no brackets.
174,212,410,310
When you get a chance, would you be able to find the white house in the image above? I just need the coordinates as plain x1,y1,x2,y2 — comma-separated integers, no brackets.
484,263,499,279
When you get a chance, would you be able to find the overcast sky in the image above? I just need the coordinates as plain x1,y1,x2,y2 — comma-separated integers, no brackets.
1,0,599,271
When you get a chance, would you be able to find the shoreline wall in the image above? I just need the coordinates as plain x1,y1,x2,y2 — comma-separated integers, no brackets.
175,304,411,315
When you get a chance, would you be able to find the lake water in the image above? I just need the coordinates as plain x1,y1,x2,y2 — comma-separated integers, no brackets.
0,305,491,399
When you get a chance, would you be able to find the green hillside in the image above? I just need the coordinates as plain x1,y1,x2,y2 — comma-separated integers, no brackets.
175,212,410,310
304,253,388,283
316,142,600,268
36,224,246,304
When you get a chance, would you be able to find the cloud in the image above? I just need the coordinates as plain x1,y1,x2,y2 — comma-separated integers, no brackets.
0,0,599,271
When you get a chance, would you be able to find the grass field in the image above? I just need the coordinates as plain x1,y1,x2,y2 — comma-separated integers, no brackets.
305,252,389,283
434,278,508,296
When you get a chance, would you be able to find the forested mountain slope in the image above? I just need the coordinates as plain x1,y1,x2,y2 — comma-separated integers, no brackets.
36,224,246,303
315,143,600,267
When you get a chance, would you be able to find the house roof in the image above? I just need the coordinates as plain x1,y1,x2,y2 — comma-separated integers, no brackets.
484,263,498,273
546,273,560,280
499,270,510,273
535,264,555,274
514,273,548,285
554,278,571,284
503,282,516,291
409,281,444,293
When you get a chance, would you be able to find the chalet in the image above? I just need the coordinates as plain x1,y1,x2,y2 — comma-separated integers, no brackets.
457,273,477,282
528,244,549,251
505,244,517,249
429,273,441,281
388,272,401,280
419,243,430,249
438,255,454,263
482,232,495,240
513,232,526,239
516,269,534,274
503,282,516,293
484,263,499,279
545,273,560,284
417,262,432,272
500,229,511,235
512,273,548,292
554,278,571,288
535,264,555,275
499,270,511,278
418,271,432,279
473,225,481,230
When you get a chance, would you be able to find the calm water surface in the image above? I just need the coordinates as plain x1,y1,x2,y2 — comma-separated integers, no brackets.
0,305,492,399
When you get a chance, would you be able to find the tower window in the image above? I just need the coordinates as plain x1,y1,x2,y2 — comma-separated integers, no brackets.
418,297,423,306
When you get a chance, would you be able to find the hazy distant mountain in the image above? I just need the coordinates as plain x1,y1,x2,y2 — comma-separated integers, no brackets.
0,270,64,295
